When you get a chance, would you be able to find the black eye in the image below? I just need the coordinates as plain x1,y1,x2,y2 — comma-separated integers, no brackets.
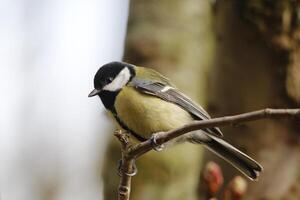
106,77,113,83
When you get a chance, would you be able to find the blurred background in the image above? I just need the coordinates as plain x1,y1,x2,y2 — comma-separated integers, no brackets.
1,0,300,200
0,0,129,199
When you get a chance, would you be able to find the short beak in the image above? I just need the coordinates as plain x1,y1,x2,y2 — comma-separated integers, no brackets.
88,88,101,97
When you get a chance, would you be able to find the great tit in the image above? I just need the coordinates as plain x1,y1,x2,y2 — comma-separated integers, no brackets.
88,61,263,180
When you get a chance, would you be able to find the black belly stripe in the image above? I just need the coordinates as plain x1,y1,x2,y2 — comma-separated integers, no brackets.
110,107,147,142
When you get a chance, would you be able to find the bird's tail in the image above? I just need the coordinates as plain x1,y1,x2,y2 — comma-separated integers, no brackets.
191,133,263,180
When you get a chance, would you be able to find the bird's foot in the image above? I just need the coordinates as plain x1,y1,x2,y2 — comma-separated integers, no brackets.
150,133,165,152
117,159,138,177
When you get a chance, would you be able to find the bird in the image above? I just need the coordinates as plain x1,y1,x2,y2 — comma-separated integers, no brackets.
88,61,263,180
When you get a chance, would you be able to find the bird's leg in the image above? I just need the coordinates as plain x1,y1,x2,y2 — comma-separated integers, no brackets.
117,159,138,177
150,132,165,152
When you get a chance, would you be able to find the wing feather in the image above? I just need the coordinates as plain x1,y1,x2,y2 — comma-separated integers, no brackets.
129,78,223,137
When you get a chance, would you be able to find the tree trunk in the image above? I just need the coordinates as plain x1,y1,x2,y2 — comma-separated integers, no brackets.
205,1,300,199
102,0,215,199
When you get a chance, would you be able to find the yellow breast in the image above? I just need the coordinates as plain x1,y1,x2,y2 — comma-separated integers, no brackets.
114,86,193,139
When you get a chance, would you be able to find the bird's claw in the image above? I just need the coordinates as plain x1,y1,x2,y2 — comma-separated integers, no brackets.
150,133,164,152
117,159,138,177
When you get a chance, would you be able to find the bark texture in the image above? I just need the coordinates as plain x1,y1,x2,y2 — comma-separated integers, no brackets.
205,1,300,199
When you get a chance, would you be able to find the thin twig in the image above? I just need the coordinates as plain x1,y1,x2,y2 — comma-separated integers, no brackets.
114,130,135,200
114,108,300,200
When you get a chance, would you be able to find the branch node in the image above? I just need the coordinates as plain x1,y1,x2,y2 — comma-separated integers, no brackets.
114,130,131,151
118,159,138,177
119,185,130,196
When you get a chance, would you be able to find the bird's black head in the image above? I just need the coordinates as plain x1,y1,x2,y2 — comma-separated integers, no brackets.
88,61,135,97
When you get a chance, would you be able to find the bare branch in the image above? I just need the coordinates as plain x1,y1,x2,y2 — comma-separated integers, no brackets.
114,108,300,200
128,108,300,159
114,130,135,200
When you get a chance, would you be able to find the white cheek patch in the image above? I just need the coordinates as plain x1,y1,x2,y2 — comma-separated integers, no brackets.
103,67,131,91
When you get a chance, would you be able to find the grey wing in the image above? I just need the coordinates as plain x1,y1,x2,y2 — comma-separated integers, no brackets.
129,78,223,137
